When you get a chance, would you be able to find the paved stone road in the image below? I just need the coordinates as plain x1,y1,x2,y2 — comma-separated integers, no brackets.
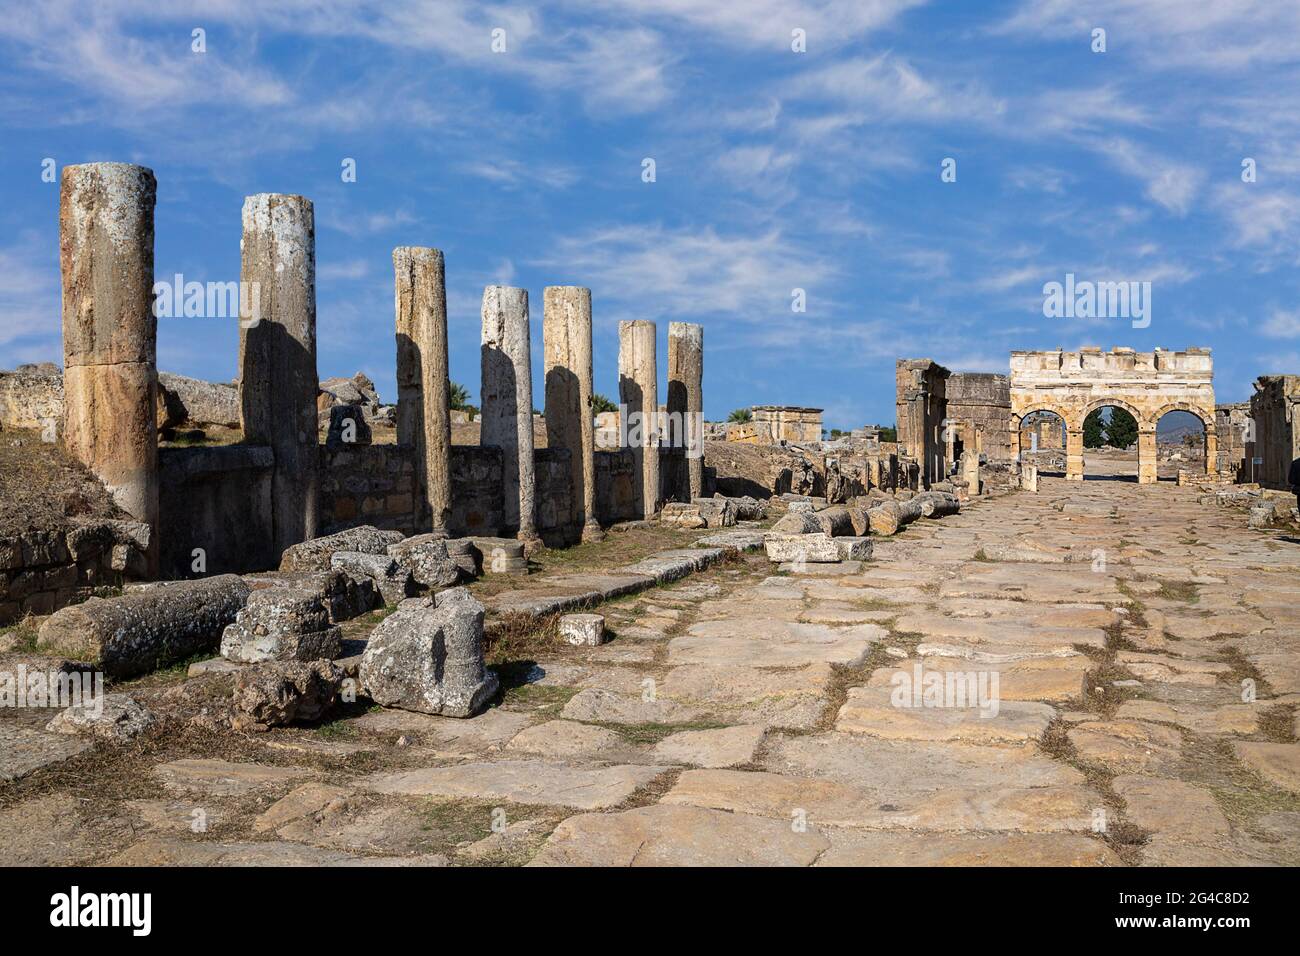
4,477,1298,866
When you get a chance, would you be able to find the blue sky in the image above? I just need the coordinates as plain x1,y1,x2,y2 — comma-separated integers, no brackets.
2,0,1299,430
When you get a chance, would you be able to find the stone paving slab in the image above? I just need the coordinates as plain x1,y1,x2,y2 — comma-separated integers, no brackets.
529,804,829,866
0,722,92,782
663,768,1096,832
835,686,1056,744
358,759,668,810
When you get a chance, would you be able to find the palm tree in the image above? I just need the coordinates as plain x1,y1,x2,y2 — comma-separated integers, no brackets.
449,382,470,410
727,408,753,423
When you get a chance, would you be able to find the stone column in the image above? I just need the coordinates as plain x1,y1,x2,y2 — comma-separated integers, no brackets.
1137,424,1158,484
60,162,160,575
238,194,319,557
668,322,704,501
394,248,452,535
1204,426,1218,477
481,286,538,546
619,320,659,518
1065,424,1084,481
543,286,602,543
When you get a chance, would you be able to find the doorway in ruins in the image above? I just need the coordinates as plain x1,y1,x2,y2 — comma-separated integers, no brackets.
1081,404,1140,481
1156,409,1208,480
1018,410,1067,476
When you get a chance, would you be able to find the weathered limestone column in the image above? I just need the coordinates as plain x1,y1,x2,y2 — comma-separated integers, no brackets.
1204,426,1219,477
1065,425,1084,481
619,320,659,518
60,163,160,575
668,322,704,501
1137,424,1158,484
961,449,981,495
394,248,452,535
543,286,602,542
481,286,538,545
238,194,320,557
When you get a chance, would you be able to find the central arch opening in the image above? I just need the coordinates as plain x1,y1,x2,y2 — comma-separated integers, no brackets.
1082,405,1139,481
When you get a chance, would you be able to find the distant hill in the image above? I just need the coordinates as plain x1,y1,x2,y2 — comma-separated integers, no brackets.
1156,410,1205,442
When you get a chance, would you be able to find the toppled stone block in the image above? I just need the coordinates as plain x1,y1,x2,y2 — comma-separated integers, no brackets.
386,535,463,589
330,551,414,605
444,538,481,578
469,538,528,574
242,568,377,623
47,693,157,742
813,505,854,537
660,502,707,529
279,526,405,572
232,659,347,731
220,588,343,663
835,537,873,561
158,372,240,428
37,575,251,679
325,403,373,448
559,613,606,647
763,533,841,563
359,587,497,718
692,497,736,528
722,495,768,521
771,512,822,534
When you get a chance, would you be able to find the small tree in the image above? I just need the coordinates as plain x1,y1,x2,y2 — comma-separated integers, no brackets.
1106,408,1139,449
1083,409,1105,449
591,393,617,414
877,425,897,443
727,408,753,423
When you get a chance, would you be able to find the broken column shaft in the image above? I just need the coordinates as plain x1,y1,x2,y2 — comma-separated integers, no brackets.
668,321,704,500
619,320,659,519
481,286,538,544
544,286,602,542
238,193,320,557
394,247,452,535
60,162,160,574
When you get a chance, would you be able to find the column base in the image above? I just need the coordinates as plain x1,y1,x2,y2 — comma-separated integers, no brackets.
580,523,606,544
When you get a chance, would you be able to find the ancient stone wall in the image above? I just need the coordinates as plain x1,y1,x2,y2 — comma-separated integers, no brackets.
751,405,822,444
318,443,417,536
1249,376,1300,491
449,445,505,538
158,445,275,578
0,522,151,625
946,372,1011,462
1215,402,1252,482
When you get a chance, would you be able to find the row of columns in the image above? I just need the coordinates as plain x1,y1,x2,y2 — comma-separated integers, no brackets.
59,161,706,571
389,262,706,544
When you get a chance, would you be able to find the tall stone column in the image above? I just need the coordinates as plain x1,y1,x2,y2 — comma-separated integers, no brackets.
238,194,319,557
1204,426,1218,477
1065,425,1084,481
394,248,452,535
543,286,602,543
668,322,704,501
619,320,659,519
60,162,160,575
1137,424,1158,484
481,286,538,546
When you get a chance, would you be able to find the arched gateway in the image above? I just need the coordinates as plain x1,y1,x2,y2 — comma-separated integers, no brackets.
1009,348,1217,483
